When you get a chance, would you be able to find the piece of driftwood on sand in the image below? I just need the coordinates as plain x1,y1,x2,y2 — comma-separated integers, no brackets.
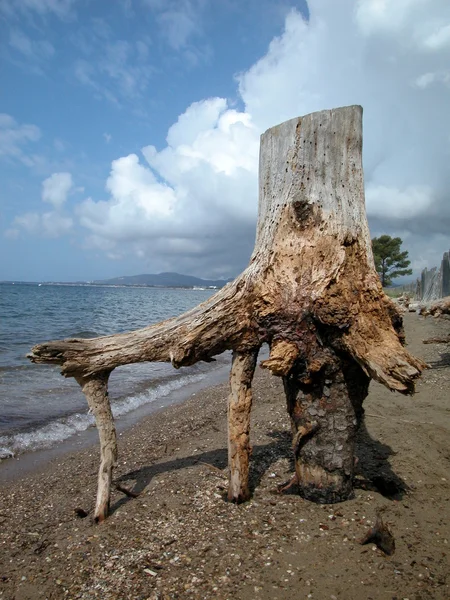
420,296,450,319
28,106,425,522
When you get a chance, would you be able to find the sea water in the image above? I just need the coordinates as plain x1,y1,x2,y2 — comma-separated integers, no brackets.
0,283,229,457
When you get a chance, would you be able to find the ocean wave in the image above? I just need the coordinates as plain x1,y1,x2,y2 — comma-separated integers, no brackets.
0,364,37,373
67,330,101,339
0,371,206,458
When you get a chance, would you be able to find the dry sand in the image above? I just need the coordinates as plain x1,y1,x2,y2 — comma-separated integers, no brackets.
0,312,449,600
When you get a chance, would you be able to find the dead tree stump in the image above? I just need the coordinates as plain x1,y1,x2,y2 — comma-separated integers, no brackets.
28,106,425,520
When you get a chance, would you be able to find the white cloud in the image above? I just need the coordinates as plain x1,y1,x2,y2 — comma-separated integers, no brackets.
105,155,176,220
165,98,227,147
355,0,426,35
73,1,450,277
365,185,434,220
53,138,66,151
42,172,73,208
77,98,258,242
9,29,55,63
4,228,19,240
159,8,197,50
0,0,75,20
10,172,74,238
101,40,153,98
14,212,40,232
0,113,41,166
14,211,73,238
144,0,204,49
148,99,258,178
423,23,450,51
74,60,120,106
415,72,436,88
81,153,177,238
76,97,258,275
415,70,450,88
73,39,154,104
142,0,211,66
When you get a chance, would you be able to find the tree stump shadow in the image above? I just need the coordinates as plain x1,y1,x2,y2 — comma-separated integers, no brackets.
427,351,450,369
354,419,408,500
106,420,408,517
111,432,292,515
248,430,292,494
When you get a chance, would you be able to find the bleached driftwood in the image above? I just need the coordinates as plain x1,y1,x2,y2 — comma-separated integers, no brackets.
423,334,450,344
420,296,450,318
29,106,424,520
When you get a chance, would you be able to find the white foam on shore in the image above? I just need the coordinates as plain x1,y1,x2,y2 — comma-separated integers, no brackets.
0,372,206,457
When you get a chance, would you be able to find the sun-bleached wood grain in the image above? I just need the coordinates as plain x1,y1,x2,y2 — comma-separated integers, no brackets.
29,106,425,519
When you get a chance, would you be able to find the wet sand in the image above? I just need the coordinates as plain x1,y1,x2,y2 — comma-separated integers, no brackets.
0,312,449,599
0,360,232,484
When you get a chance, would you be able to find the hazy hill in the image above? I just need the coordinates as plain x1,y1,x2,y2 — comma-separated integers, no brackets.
94,272,231,288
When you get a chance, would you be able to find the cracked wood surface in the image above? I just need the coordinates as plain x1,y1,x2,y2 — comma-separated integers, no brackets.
29,106,424,394
28,106,425,515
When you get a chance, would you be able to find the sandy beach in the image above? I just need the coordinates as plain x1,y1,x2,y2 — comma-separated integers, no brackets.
0,312,449,600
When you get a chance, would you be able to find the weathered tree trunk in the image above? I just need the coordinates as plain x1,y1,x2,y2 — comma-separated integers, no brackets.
227,351,258,502
29,106,425,518
282,344,370,502
75,372,116,522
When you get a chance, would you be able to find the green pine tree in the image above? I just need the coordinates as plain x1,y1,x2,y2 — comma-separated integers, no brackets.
371,235,413,287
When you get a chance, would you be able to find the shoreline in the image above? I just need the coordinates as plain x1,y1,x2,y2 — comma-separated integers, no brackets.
0,313,449,599
0,357,232,484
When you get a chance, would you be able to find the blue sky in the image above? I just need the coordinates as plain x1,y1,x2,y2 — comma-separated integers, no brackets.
0,0,449,282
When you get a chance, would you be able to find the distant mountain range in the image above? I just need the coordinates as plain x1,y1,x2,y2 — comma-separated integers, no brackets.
94,272,233,288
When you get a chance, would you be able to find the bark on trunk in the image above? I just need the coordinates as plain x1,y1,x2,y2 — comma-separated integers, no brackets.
28,105,425,519
283,341,369,502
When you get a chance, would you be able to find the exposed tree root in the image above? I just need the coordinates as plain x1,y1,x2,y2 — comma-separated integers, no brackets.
360,512,396,555
423,334,450,344
28,106,425,520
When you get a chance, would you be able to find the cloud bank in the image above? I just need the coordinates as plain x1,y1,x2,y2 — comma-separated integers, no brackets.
10,172,74,239
10,0,450,278
78,98,259,275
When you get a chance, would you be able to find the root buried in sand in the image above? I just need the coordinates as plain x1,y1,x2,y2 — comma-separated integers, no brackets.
28,106,424,520
115,483,140,498
360,513,396,556
423,334,450,344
